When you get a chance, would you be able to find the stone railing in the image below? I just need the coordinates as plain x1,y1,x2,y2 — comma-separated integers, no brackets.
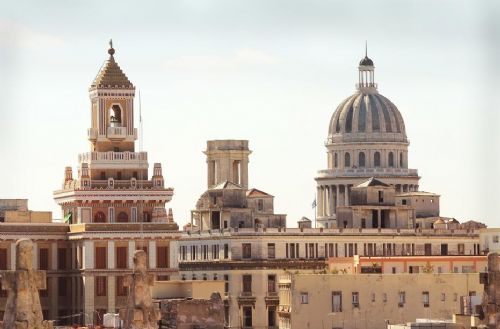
316,167,418,178
79,151,147,163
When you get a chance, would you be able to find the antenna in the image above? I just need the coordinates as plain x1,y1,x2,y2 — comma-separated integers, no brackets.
138,90,145,248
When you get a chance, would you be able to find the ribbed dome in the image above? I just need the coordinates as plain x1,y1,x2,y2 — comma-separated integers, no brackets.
328,92,407,142
359,56,374,66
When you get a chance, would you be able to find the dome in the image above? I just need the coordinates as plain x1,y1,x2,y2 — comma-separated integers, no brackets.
328,92,407,142
359,56,374,66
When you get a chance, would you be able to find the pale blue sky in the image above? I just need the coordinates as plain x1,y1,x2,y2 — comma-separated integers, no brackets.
1,0,499,227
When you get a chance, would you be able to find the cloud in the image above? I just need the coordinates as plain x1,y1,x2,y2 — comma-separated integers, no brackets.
163,48,281,70
0,20,63,49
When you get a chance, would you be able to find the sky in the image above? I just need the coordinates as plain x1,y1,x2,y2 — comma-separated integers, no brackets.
0,0,499,228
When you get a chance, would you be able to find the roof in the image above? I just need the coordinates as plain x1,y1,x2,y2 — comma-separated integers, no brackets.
246,188,273,197
210,180,244,190
298,216,311,222
356,177,390,188
359,56,374,66
398,191,440,197
90,47,133,89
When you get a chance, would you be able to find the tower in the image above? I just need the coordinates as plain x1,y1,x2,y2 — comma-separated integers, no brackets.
54,41,175,224
315,48,420,228
204,140,251,189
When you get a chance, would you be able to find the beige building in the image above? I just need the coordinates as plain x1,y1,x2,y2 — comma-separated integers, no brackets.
0,199,52,223
480,228,500,253
278,272,482,329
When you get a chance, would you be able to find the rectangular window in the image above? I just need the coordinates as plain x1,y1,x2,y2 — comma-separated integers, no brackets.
332,291,342,312
202,245,208,260
352,292,359,307
224,274,229,297
441,293,446,302
378,191,384,203
243,306,252,327
392,267,397,274
212,245,220,259
458,243,465,255
289,243,296,259
242,243,252,259
371,293,375,303
58,277,67,297
39,248,49,270
96,276,107,296
424,244,432,256
242,274,252,294
0,248,7,270
383,293,387,303
422,291,430,307
267,275,276,293
116,246,127,269
116,276,128,296
258,199,264,211
223,244,229,259
95,246,107,269
399,291,405,307
493,235,499,243
267,243,275,259
157,246,169,268
190,245,197,260
180,246,187,261
57,248,67,270
268,306,276,327
301,292,309,304
440,244,448,256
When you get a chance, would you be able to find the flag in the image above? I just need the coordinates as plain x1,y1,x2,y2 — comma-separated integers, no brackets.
311,199,317,209
64,212,72,224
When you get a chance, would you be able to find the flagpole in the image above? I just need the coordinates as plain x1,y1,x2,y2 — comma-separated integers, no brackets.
314,193,317,229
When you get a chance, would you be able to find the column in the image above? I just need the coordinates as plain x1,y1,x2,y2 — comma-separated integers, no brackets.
107,275,116,313
336,185,342,208
51,242,58,270
83,240,94,269
344,185,350,206
241,160,249,188
107,241,115,269
50,276,58,319
10,242,16,270
324,186,330,216
317,186,324,217
128,240,136,268
148,240,157,269
329,185,335,217
377,209,381,229
108,207,115,223
83,275,95,326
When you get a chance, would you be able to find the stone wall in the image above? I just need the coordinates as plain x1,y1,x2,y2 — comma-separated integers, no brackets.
159,295,224,329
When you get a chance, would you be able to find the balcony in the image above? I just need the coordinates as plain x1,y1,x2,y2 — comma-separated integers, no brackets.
107,126,127,140
87,128,98,140
265,291,279,306
316,167,418,178
237,291,256,307
79,151,148,169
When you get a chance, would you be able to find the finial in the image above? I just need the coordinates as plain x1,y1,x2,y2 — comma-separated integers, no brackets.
365,41,368,57
108,39,115,56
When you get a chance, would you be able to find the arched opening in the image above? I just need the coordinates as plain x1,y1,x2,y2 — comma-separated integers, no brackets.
344,153,351,168
143,212,152,222
109,105,122,127
400,153,404,167
388,152,394,167
94,211,106,223
334,153,338,168
117,212,128,223
359,152,365,168
374,152,381,167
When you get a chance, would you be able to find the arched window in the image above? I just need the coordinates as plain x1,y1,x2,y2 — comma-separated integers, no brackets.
94,211,106,223
374,152,381,167
400,153,404,167
117,212,128,223
334,153,338,168
388,152,394,167
110,105,122,127
359,152,365,167
344,153,351,168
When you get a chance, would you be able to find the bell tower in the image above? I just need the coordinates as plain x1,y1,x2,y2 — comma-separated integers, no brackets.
88,40,137,152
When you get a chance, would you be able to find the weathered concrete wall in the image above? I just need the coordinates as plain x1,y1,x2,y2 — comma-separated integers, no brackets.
159,294,224,329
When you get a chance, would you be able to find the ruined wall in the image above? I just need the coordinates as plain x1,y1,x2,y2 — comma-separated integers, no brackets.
159,295,224,329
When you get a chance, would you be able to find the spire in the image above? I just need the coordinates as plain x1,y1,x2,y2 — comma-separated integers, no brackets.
357,43,377,92
365,40,368,58
90,39,134,89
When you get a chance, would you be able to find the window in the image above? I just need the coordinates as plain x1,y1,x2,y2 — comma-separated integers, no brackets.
371,293,375,303
458,243,465,255
96,276,107,296
440,244,448,256
58,277,67,297
39,248,49,270
0,248,7,270
374,152,381,167
332,291,342,312
202,245,209,260
267,275,276,293
117,171,122,180
400,153,404,167
422,291,430,307
212,245,220,259
180,246,187,261
344,153,351,167
223,244,229,259
117,212,128,223
392,267,396,274
157,246,169,268
268,306,276,327
243,306,252,327
441,293,446,302
361,218,366,228
190,246,197,260
383,293,387,303
301,292,309,304
242,275,252,294
334,153,338,168
378,191,384,203
257,199,264,211
493,235,499,243
242,243,252,259
116,246,127,269
57,248,67,270
358,152,365,167
100,171,106,180
424,243,432,256
95,246,107,269
224,274,229,297
116,276,128,296
388,152,394,167
267,243,275,259
399,291,405,307
94,211,106,223
352,292,359,307
401,199,407,205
